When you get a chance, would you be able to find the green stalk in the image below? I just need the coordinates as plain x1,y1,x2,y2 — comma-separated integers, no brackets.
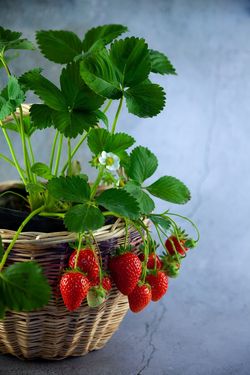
0,55,34,184
0,55,11,76
67,138,72,176
90,165,105,200
103,99,112,113
0,205,44,272
0,152,25,173
18,106,34,182
1,126,26,184
60,131,88,175
49,130,59,171
74,233,84,269
111,96,123,134
54,134,63,176
27,136,35,165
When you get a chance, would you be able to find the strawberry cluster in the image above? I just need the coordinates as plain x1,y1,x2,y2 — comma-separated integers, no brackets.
60,231,192,313
60,248,112,311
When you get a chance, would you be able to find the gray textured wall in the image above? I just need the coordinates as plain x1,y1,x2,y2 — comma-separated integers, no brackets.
1,1,250,374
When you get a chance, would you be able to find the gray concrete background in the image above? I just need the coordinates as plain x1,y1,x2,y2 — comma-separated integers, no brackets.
1,0,250,374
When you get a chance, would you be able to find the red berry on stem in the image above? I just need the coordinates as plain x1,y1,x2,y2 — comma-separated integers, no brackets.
139,253,162,270
128,284,152,313
109,252,142,295
165,235,188,256
146,271,168,302
60,271,90,312
69,248,100,282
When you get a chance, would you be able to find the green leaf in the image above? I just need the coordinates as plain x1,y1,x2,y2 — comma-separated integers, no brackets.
149,50,176,75
106,132,135,154
9,39,35,51
31,162,52,180
96,188,140,220
83,24,128,52
128,146,158,183
36,30,83,64
124,181,155,214
0,76,25,120
8,76,25,103
110,37,151,87
52,110,97,138
19,69,67,111
0,236,4,262
60,62,104,110
48,176,90,203
64,203,104,232
87,128,109,154
30,104,54,130
146,176,191,204
80,49,122,99
0,26,34,52
0,261,51,312
0,96,13,120
95,110,109,129
87,128,135,155
26,182,45,194
148,214,171,231
125,82,166,118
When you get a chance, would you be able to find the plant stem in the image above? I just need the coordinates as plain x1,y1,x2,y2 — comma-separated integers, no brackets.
90,165,105,200
0,205,45,272
103,99,112,113
67,138,72,176
111,96,123,134
18,106,34,182
74,233,84,269
60,131,88,175
39,212,65,218
1,126,26,184
54,134,63,176
0,55,11,76
27,136,35,165
0,152,25,173
49,130,59,171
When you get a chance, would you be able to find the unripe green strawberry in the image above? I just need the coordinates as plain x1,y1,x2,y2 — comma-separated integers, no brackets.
146,271,168,301
128,283,152,313
60,271,90,311
161,254,181,278
69,248,99,282
109,252,142,295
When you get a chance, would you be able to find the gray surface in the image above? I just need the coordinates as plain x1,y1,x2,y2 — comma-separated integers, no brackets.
0,0,250,374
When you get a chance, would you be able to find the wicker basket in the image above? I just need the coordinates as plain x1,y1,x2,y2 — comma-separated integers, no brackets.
0,184,146,360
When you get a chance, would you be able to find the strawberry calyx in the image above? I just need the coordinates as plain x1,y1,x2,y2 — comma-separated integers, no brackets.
114,244,133,256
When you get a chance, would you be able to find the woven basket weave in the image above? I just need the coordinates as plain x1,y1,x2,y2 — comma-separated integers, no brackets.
0,220,145,360
0,174,146,360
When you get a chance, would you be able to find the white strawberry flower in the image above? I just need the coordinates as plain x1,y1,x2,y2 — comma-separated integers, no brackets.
98,151,120,171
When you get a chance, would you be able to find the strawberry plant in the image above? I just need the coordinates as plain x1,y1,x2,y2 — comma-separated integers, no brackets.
0,24,200,317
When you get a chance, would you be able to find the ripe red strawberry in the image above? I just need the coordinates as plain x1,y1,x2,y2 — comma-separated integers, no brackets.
146,271,168,302
69,248,99,282
109,252,142,295
128,283,152,313
92,275,112,292
60,271,90,312
139,253,162,270
165,235,188,256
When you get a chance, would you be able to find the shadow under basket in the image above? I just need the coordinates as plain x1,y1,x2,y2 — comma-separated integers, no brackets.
0,189,146,360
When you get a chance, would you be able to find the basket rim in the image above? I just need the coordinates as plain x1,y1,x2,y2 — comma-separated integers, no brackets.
0,217,149,246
